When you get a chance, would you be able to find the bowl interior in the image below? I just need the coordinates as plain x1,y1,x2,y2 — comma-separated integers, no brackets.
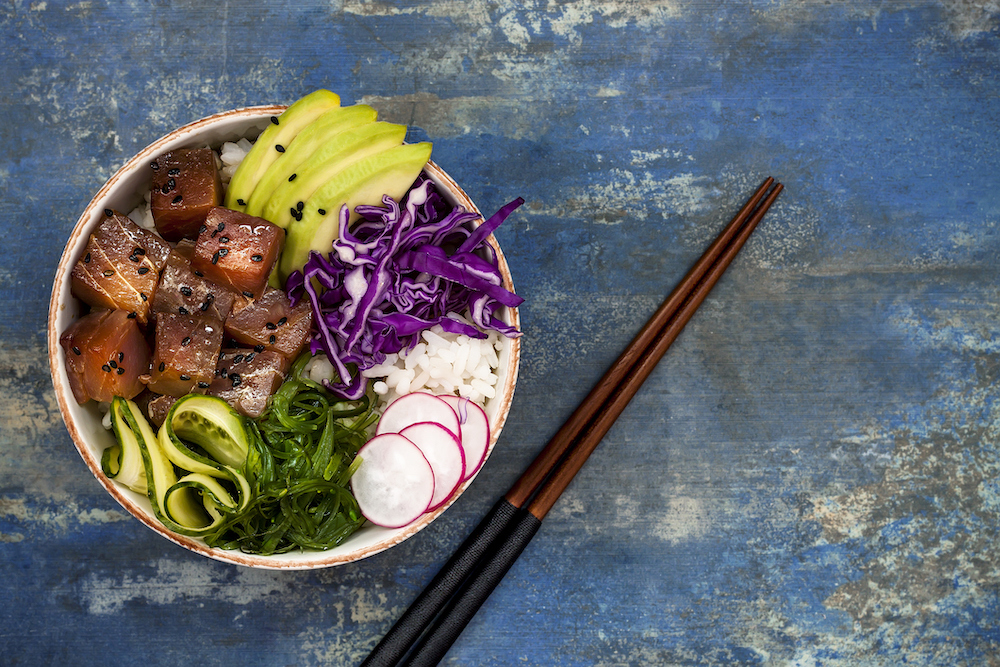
47,106,521,569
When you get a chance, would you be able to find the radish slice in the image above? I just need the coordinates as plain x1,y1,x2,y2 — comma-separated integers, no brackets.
376,392,461,439
400,422,467,511
351,433,435,528
438,395,491,481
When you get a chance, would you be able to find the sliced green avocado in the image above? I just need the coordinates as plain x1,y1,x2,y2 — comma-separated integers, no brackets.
224,89,340,212
277,142,433,282
243,104,378,218
262,121,409,229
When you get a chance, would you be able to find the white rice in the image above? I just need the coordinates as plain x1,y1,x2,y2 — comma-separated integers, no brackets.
304,317,504,409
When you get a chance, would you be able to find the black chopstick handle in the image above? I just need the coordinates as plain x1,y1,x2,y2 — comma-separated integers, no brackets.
360,497,522,667
401,509,542,666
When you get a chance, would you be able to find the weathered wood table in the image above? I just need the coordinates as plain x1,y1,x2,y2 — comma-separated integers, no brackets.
2,2,998,664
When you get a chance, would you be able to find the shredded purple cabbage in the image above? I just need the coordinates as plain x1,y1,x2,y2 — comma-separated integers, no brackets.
286,177,524,399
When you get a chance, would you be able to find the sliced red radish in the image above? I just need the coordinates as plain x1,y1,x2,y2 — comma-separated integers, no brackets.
400,422,466,512
376,392,461,439
351,433,435,528
438,395,491,481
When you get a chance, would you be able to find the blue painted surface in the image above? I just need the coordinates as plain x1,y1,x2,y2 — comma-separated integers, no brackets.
2,1,1000,664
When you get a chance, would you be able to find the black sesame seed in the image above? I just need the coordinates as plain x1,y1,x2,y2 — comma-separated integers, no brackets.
109,360,117,369
230,374,242,387
167,178,176,190
84,253,91,264
150,161,159,170
254,344,265,353
268,334,276,344
168,168,180,176
134,247,145,256
288,173,297,182
127,311,137,319
219,236,229,244
275,144,285,153
197,381,210,388
219,369,228,378
278,317,287,326
296,201,304,211
181,336,191,347
103,269,114,277
237,198,246,206
72,346,81,356
211,251,220,265
172,195,183,204
137,267,150,275
217,222,225,232
243,291,254,298
265,322,277,330
158,362,166,372
179,374,191,382
194,270,204,277
160,184,171,195
178,306,189,315
102,364,111,373
233,354,244,364
270,116,279,125
317,208,326,215
116,367,125,375
289,206,298,217
218,248,229,258
244,352,255,362
250,254,263,263
104,208,114,217
199,224,207,234
140,292,147,302
180,286,193,296
118,352,124,362
129,254,140,263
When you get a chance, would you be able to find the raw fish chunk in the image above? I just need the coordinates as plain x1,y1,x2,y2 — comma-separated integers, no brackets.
151,240,238,322
224,287,312,360
207,348,290,418
144,313,224,397
191,207,284,298
150,148,222,241
60,309,151,404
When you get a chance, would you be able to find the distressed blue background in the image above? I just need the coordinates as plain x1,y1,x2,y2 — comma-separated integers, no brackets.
3,1,999,665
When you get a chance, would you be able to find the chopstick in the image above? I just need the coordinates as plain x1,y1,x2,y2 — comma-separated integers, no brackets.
360,177,783,667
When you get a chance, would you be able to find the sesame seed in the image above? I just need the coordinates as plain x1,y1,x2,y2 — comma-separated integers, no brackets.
168,168,180,176
219,236,229,243
158,362,165,372
278,317,287,326
160,184,171,195
217,222,225,232
180,374,191,381
318,208,326,215
197,381,210,388
102,269,114,277
72,346,81,355
211,251,220,265
150,161,159,170
178,306,189,315
116,367,125,375
181,336,191,347
288,173,297,182
118,352,124,362
127,311,137,319
102,364,111,372
104,208,114,217
180,286,193,296
199,224,207,234
296,201,304,211
265,322,277,330
243,291,254,298
275,144,285,153
218,248,229,258
194,270,204,277
84,253,91,264
251,254,263,262
270,116,279,125
268,334,276,344
245,352,255,362
237,198,246,206
129,255,140,263
233,354,244,364
138,267,149,275
172,195,183,204
231,374,242,387
109,360,117,369
254,344,265,353
140,292,147,302
167,178,176,190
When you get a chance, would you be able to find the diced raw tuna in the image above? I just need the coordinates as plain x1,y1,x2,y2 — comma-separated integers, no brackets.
70,210,171,325
143,313,224,397
151,240,238,322
60,309,151,404
190,207,284,299
145,393,178,428
207,348,290,418
224,287,313,359
150,148,222,241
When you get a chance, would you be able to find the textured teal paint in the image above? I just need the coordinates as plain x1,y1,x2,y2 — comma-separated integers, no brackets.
1,0,1000,665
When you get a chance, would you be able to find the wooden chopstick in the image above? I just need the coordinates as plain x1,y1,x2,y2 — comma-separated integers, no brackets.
360,177,783,667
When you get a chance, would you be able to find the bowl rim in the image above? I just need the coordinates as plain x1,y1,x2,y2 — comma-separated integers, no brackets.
47,104,521,569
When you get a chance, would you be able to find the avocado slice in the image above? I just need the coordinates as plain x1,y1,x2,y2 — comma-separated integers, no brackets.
262,121,410,229
224,89,340,212
243,104,378,218
277,142,433,282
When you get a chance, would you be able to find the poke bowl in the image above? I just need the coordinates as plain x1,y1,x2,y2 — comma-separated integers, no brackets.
47,94,521,570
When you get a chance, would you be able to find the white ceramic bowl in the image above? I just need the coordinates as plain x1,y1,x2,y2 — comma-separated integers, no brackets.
47,105,521,569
